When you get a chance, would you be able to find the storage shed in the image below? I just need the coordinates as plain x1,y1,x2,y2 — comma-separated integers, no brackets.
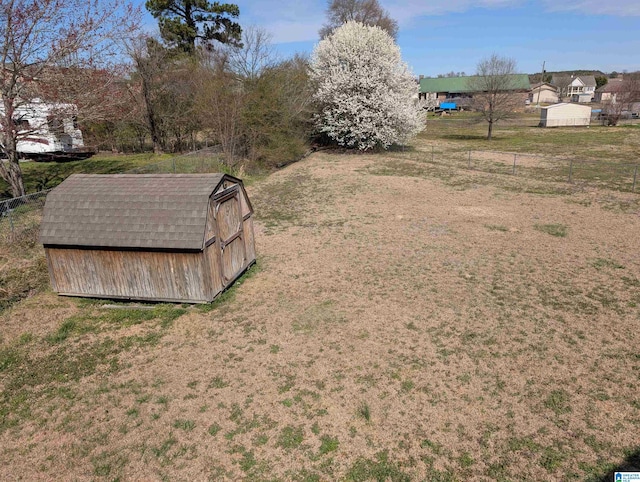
40,174,256,303
539,103,591,127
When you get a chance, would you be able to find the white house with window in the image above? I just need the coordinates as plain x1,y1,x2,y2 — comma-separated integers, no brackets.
567,75,596,103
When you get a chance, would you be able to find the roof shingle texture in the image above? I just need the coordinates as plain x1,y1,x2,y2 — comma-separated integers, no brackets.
40,174,225,250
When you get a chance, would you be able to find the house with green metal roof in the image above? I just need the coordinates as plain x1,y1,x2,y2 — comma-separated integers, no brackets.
418,74,531,108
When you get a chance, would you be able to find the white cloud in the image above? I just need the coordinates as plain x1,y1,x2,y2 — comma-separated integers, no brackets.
241,0,325,43
540,0,640,16
263,19,324,43
245,0,524,43
383,0,640,23
239,0,640,45
386,0,524,24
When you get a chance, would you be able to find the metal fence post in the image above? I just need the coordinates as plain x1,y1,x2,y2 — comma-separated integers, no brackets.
568,158,573,183
172,158,176,173
513,154,517,175
633,165,638,192
468,151,471,169
431,145,434,162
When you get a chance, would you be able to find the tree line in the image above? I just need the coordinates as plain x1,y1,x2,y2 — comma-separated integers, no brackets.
1,0,422,197
6,0,557,197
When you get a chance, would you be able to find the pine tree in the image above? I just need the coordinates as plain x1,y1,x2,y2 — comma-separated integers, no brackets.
145,0,241,54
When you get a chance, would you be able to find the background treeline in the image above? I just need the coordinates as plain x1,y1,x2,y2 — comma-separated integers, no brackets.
84,28,313,171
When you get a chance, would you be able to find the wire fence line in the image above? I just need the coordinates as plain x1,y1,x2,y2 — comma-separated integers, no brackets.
0,148,226,242
2,145,638,242
86,137,217,155
419,146,639,192
426,116,640,128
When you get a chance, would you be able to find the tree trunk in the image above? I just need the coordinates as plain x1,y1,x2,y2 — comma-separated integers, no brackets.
1,155,27,197
0,134,26,197
140,68,164,155
1,94,27,196
487,120,493,141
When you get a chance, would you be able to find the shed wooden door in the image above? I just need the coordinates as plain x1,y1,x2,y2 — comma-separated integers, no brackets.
215,188,246,284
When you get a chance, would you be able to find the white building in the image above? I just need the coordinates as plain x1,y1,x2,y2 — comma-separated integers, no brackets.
567,75,596,103
0,99,88,159
539,103,592,127
529,83,559,104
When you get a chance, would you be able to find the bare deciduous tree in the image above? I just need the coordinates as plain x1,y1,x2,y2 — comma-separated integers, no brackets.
602,77,640,126
224,26,276,81
128,37,199,154
552,75,573,101
128,38,171,154
467,54,520,141
194,60,245,164
0,0,140,197
319,0,398,39
195,27,313,167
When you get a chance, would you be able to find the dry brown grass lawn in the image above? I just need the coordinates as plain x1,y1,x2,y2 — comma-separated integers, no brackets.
1,144,639,481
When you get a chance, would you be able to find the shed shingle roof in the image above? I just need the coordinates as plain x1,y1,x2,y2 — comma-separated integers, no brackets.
40,174,226,250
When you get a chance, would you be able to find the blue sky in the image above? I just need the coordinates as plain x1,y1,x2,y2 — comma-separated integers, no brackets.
140,0,640,77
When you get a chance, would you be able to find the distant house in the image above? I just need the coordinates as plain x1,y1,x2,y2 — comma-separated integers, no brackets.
418,75,531,108
529,82,559,104
594,78,628,103
539,103,591,127
567,75,596,103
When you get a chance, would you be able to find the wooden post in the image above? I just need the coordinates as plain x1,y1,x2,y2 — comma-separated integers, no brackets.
513,154,517,175
568,159,573,183
633,165,638,192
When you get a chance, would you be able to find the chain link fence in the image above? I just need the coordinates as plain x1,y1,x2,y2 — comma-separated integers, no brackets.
85,136,216,155
425,115,640,128
0,190,50,243
0,148,226,242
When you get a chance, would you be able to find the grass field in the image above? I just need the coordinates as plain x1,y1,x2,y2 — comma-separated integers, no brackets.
422,114,640,162
413,116,640,193
1,124,639,480
0,152,172,198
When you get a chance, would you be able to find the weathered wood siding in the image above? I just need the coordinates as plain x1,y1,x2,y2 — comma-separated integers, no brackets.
239,183,256,266
243,217,256,266
203,243,224,299
43,173,256,304
46,248,210,303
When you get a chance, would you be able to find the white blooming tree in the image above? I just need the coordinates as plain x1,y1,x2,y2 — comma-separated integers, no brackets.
309,21,424,151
